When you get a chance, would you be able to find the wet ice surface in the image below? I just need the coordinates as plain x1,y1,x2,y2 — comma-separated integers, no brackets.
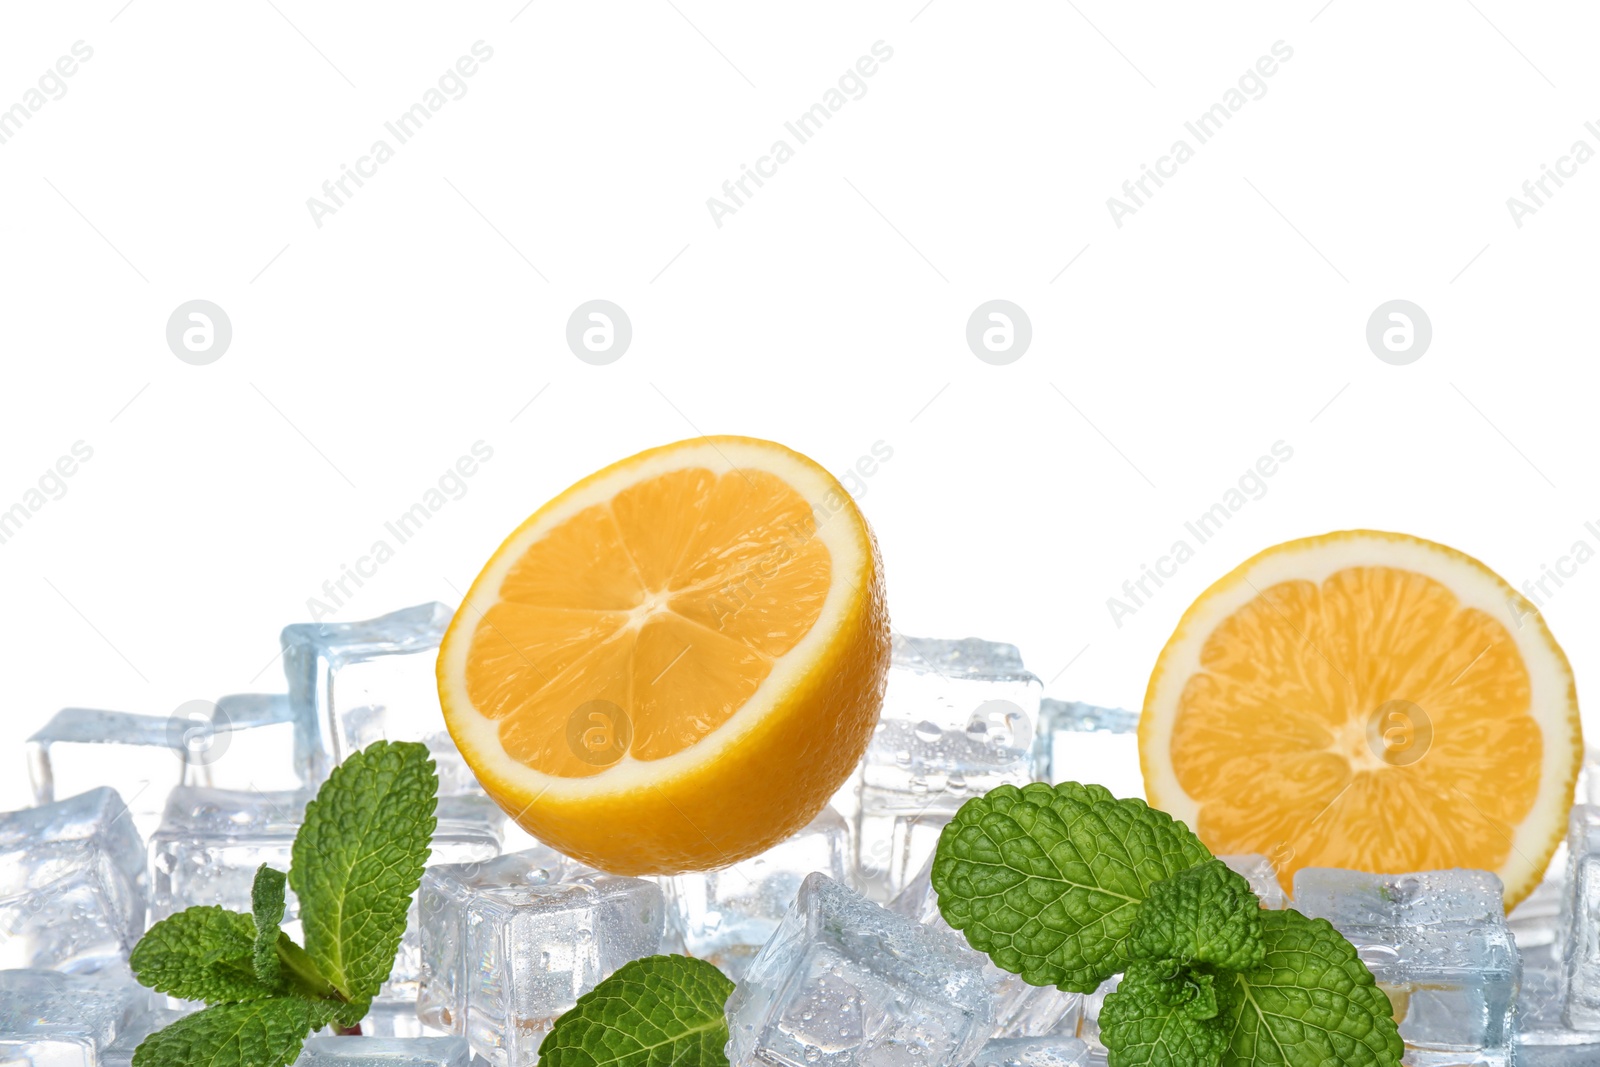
726,873,994,1067
664,807,850,982
0,787,146,974
0,967,147,1065
417,848,665,1067
1294,867,1518,1067
281,602,473,792
855,636,1040,900
1218,853,1287,910
968,1036,1092,1067
293,1036,474,1066
889,856,1081,1040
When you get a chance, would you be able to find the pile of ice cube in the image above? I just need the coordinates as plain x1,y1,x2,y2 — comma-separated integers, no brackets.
0,604,1593,1067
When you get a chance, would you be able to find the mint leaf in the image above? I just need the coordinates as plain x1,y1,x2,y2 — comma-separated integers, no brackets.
538,955,735,1067
130,906,277,1004
930,782,1211,992
290,740,438,1004
1100,960,1230,1067
251,865,288,987
131,998,312,1067
1219,909,1403,1067
1130,859,1264,972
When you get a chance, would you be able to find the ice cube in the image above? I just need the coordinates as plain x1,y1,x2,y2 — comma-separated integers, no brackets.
417,848,665,1066
282,602,474,791
149,787,504,1015
1029,699,1140,801
1562,804,1600,1029
0,968,146,1066
663,806,849,981
1294,867,1518,1064
854,636,1040,900
0,788,146,973
294,1036,473,1066
1218,854,1287,910
726,872,993,1067
100,1008,191,1067
968,1036,1092,1067
889,856,1079,1039
1518,1038,1600,1065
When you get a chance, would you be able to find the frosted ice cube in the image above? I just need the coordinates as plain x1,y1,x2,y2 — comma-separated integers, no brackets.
0,968,146,1066
282,603,473,791
1518,1038,1600,1065
969,1036,1092,1067
854,636,1039,900
1294,867,1518,1064
1218,854,1287,910
1029,699,1140,801
417,849,665,1066
889,855,1080,1039
0,788,146,973
294,1036,473,1066
149,787,503,1013
726,873,993,1067
663,807,849,981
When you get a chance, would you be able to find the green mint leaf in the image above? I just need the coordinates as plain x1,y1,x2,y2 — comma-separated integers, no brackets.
290,739,438,1004
538,954,736,1067
130,906,278,1004
131,998,313,1067
1130,859,1265,972
1101,960,1230,1067
1218,909,1403,1067
930,782,1211,992
251,865,288,986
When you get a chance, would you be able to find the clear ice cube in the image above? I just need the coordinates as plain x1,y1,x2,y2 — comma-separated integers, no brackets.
100,1008,191,1067
282,602,473,791
0,788,146,973
1562,804,1600,1030
149,787,504,1013
1218,854,1287,910
969,1036,1092,1067
0,968,146,1066
726,872,994,1067
1029,699,1141,801
417,848,665,1066
294,1036,473,1066
855,636,1040,900
1294,867,1518,1065
889,856,1080,1039
663,806,849,981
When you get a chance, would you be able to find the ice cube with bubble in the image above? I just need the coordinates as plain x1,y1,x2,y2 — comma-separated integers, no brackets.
969,1036,1092,1067
663,806,849,981
1294,866,1518,1066
148,785,503,1013
1029,699,1141,801
855,636,1040,899
0,787,146,974
889,855,1080,1039
416,848,665,1066
0,968,147,1066
726,872,993,1067
282,602,475,792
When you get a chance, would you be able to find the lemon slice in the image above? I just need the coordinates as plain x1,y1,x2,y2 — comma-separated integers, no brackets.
1140,530,1580,908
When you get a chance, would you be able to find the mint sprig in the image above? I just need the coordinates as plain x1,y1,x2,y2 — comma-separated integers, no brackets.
129,740,439,1067
538,955,736,1067
931,781,1403,1067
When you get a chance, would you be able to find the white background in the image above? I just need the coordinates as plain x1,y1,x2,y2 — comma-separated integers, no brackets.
1,1,1597,816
